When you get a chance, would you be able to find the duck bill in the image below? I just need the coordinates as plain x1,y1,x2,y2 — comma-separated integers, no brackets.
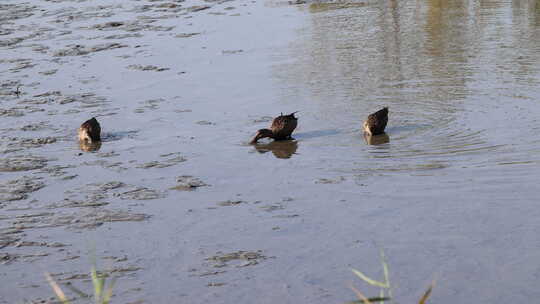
250,135,261,144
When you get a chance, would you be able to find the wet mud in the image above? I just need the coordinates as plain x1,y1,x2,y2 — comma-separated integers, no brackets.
0,176,45,204
171,176,208,191
205,250,269,268
1,0,257,301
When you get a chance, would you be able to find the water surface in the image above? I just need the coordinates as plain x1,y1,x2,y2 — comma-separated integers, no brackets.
1,0,540,303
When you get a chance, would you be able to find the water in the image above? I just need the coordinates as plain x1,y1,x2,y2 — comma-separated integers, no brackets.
1,0,540,303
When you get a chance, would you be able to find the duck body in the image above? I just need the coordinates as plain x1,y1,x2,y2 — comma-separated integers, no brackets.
363,107,388,136
78,117,101,142
251,112,298,144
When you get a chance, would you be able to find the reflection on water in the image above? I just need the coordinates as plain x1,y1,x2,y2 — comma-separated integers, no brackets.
307,2,368,13
363,133,390,145
79,140,101,152
284,0,474,122
3,0,540,304
254,140,298,159
264,3,540,302
275,0,540,171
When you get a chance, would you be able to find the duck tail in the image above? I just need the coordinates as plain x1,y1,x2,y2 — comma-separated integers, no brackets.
378,107,388,116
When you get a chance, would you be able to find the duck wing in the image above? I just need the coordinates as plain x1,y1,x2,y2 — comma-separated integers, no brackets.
366,108,388,135
271,113,298,139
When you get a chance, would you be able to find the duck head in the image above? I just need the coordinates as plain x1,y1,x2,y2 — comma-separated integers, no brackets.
250,129,274,144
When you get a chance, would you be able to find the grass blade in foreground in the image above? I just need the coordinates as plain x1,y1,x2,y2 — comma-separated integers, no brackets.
347,298,391,304
44,264,116,304
45,273,70,304
349,251,435,304
418,281,435,304
351,269,389,288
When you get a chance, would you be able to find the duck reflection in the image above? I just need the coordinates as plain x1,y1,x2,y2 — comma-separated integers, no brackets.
363,133,390,145
254,140,298,159
79,140,102,152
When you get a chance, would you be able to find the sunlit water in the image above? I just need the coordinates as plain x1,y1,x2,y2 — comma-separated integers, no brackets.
1,0,540,303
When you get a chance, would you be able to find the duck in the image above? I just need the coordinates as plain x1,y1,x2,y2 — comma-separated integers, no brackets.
250,112,298,144
78,117,101,142
363,107,388,136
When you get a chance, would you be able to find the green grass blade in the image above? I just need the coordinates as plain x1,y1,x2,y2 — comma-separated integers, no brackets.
91,266,104,303
381,251,390,287
379,249,393,302
351,269,389,288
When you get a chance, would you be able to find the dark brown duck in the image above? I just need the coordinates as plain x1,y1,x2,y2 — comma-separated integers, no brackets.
250,112,298,144
78,117,101,142
363,107,388,136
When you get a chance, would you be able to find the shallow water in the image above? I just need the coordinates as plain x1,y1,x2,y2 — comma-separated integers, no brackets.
1,0,540,303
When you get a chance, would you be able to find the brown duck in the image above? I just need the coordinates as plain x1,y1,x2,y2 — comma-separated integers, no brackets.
363,107,388,136
250,112,298,144
78,117,101,142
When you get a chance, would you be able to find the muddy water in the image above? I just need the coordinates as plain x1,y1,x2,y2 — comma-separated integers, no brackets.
1,0,540,303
